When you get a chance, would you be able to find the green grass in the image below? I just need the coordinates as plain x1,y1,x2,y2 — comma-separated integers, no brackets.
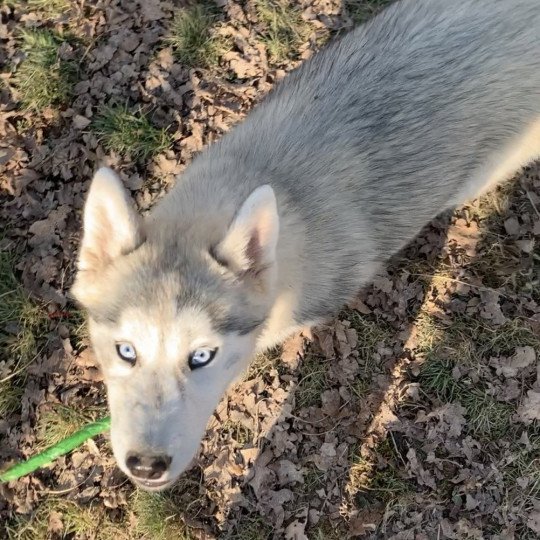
243,347,281,381
36,403,104,450
168,3,228,68
132,490,193,540
416,313,539,439
6,499,124,540
311,517,348,540
467,181,515,223
295,351,327,409
370,467,412,498
0,381,23,420
65,308,88,350
294,313,392,408
345,0,392,24
7,481,202,539
346,310,393,374
472,232,540,298
0,252,48,418
221,419,253,446
464,181,540,298
13,117,33,136
302,465,326,494
26,0,71,16
13,29,77,110
93,105,172,161
228,516,273,540
255,0,312,63
348,436,412,504
420,356,513,438
344,310,393,400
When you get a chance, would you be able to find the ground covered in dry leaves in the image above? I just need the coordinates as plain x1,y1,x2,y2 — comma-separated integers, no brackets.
1,0,540,538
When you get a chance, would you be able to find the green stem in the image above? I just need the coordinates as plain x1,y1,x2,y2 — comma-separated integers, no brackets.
0,417,111,483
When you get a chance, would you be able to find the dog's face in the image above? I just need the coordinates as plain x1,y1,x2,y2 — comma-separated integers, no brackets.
72,168,279,490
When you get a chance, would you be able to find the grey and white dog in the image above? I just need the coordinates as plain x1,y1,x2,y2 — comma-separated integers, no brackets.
73,0,540,490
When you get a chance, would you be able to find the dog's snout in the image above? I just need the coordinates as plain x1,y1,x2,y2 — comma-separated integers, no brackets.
125,452,172,480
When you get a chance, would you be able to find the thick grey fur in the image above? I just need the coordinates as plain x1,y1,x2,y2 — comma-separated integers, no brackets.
110,0,540,331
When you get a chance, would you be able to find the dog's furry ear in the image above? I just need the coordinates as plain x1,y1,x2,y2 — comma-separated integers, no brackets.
72,167,144,304
215,185,279,277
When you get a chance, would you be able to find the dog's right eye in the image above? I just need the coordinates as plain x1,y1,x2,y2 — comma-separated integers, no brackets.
116,342,137,365
188,347,217,370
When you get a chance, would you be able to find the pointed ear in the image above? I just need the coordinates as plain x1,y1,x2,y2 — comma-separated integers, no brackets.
72,167,144,303
214,185,279,277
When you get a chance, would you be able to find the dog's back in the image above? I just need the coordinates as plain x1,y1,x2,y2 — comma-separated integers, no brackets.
156,0,540,323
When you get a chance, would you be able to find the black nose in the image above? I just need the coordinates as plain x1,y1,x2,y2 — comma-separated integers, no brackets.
125,453,172,480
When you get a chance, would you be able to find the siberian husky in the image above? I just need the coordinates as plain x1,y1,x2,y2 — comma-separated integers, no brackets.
73,0,540,490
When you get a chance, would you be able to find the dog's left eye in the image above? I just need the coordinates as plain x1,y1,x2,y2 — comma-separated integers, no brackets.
188,348,217,370
116,342,137,365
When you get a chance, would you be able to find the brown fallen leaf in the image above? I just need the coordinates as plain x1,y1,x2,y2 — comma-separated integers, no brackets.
504,216,520,235
527,506,540,535
73,115,91,129
47,510,63,534
518,390,540,424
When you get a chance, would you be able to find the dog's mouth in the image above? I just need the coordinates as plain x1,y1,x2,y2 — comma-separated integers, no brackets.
132,477,174,491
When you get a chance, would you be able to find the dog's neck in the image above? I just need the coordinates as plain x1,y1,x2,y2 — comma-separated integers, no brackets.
256,199,308,352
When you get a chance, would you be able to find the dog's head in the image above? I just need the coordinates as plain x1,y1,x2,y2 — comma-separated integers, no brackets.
72,167,279,490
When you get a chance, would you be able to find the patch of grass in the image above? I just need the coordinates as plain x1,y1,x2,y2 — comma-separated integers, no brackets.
370,467,412,497
0,381,24,420
36,403,103,450
420,312,540,364
0,252,48,418
6,498,124,540
132,490,193,540
26,0,71,17
295,351,327,409
345,0,392,25
416,313,537,439
472,231,540,298
350,377,371,400
469,181,515,223
348,436,412,503
222,419,253,445
295,313,392,409
465,392,513,439
13,29,77,110
93,105,172,161
255,0,312,63
168,3,228,68
345,310,393,375
65,307,88,350
0,253,48,362
229,515,273,540
344,310,393,401
243,347,281,381
419,357,461,402
310,517,349,539
466,181,540,298
302,465,326,494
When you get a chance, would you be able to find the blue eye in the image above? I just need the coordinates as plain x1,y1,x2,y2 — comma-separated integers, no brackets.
116,342,137,365
188,348,217,370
